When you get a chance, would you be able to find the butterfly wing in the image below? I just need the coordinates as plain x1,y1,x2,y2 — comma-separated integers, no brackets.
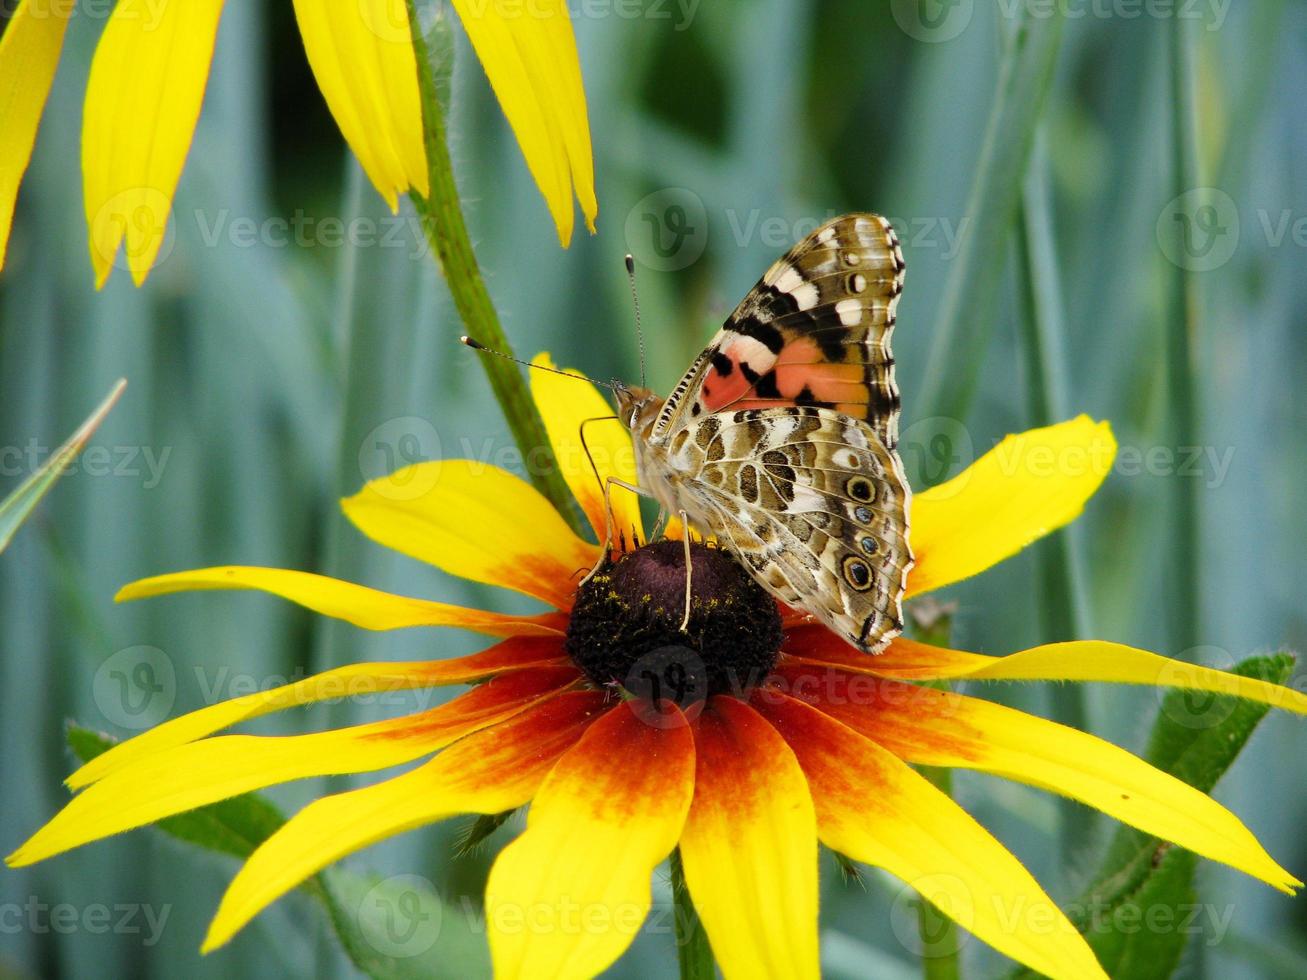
678,406,912,652
656,213,905,450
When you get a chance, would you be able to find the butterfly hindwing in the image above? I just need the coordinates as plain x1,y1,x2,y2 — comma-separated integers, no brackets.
681,406,912,651
677,213,905,449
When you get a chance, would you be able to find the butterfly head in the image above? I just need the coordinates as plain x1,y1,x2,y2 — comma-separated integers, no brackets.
613,381,664,437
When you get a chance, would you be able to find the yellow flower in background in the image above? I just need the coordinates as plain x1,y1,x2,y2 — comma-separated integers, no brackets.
7,360,1306,978
0,0,596,287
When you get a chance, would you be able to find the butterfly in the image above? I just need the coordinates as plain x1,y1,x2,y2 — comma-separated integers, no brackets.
612,213,913,653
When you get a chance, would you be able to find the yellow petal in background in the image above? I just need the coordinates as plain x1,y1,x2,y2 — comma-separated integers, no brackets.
907,416,1116,597
450,0,596,245
530,353,642,544
0,0,72,273
291,0,428,210
82,0,226,287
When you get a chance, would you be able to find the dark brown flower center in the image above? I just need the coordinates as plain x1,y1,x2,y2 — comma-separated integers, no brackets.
565,540,783,705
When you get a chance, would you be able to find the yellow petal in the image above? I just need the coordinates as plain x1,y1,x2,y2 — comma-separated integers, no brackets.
679,696,820,980
115,564,566,635
487,700,695,978
780,667,1301,893
83,0,226,287
530,353,642,544
757,692,1106,980
907,416,1116,597
343,461,598,609
0,0,72,273
789,634,1307,716
66,635,570,789
204,689,609,951
449,0,596,244
8,667,578,868
290,0,428,210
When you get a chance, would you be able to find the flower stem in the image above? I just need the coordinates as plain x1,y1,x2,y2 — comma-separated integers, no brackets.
670,849,714,980
405,0,585,536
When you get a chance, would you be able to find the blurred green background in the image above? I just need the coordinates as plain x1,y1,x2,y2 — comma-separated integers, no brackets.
2,1,1305,977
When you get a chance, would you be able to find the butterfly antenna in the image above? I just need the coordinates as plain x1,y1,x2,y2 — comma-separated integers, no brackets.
625,254,646,388
460,337,618,391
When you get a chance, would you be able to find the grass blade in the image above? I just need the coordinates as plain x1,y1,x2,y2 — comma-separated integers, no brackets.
0,378,125,554
914,9,1065,429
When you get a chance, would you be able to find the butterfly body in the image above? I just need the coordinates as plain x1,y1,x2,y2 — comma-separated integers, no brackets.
617,214,913,653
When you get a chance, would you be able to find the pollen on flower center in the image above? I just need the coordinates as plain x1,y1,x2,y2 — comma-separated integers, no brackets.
565,540,783,703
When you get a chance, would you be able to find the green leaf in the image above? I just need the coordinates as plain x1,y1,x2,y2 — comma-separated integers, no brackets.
1010,653,1296,980
66,726,488,979
0,379,126,555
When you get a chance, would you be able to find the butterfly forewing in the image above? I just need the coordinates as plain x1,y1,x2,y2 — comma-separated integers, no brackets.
656,213,905,450
628,212,913,653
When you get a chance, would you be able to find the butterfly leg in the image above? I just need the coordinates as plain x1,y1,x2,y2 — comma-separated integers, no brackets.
678,509,693,633
579,476,650,587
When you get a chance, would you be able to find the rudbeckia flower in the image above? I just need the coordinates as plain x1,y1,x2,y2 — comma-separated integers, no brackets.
8,358,1304,979
0,0,595,285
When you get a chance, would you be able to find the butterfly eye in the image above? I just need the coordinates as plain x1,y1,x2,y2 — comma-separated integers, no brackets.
846,476,877,503
842,556,874,592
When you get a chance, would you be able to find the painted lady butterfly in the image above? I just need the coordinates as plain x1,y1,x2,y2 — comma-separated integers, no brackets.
612,213,913,653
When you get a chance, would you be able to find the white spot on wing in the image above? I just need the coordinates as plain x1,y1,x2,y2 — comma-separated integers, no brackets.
836,299,862,326
773,265,803,293
792,282,819,311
